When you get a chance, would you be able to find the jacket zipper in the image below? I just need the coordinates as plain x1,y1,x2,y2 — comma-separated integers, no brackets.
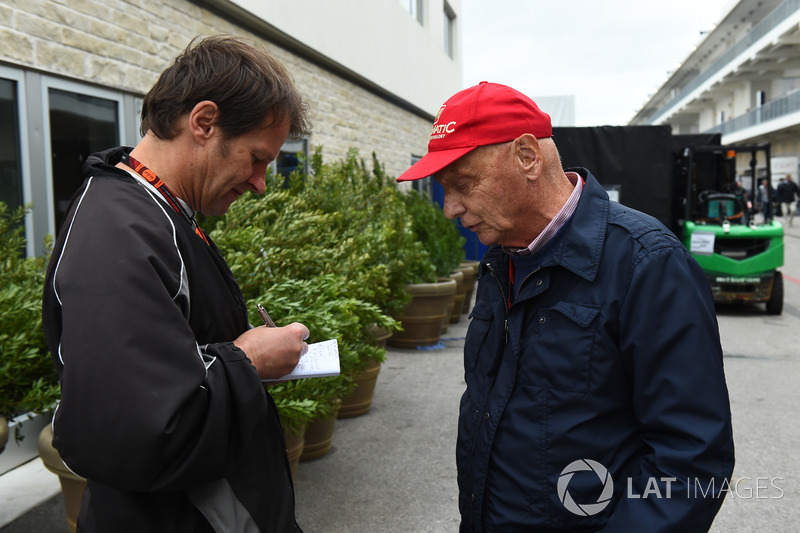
484,260,509,345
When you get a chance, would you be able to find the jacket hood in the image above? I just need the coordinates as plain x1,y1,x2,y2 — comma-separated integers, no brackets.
82,146,132,177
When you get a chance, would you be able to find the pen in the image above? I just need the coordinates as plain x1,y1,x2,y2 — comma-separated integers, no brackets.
257,303,277,328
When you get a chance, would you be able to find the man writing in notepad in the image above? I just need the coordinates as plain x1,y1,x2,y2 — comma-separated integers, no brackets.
42,35,311,532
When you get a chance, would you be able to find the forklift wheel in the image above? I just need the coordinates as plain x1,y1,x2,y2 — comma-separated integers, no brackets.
765,271,783,315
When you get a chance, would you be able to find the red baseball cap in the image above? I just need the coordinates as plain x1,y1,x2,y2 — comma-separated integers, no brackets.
396,81,552,182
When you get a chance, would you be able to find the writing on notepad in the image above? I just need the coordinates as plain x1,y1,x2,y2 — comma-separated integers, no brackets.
262,339,340,381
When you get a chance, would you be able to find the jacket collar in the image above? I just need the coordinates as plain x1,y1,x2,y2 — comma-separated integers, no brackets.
483,168,608,282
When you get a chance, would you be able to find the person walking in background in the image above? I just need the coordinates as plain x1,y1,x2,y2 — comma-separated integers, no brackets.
42,35,311,532
757,177,774,224
776,174,799,226
397,82,734,532
775,177,785,217
731,179,751,224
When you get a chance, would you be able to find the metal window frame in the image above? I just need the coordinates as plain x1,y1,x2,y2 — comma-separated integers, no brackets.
443,1,456,59
0,65,33,256
40,76,129,241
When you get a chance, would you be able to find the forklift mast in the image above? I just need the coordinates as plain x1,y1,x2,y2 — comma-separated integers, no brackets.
678,143,771,225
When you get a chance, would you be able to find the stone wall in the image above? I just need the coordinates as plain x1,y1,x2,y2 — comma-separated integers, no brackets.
0,0,431,180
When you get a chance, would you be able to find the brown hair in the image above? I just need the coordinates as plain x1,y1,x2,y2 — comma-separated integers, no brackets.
140,35,311,140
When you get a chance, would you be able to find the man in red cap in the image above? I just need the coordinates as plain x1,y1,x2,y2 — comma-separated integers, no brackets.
398,82,734,532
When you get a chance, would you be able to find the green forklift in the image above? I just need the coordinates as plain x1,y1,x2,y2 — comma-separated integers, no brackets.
678,143,784,314
552,126,784,315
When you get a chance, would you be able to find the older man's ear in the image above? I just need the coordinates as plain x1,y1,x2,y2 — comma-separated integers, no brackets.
513,134,544,179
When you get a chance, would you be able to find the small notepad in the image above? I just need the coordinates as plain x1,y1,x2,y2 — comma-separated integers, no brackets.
262,339,340,381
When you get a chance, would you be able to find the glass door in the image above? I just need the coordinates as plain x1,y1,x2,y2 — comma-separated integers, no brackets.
0,77,23,213
47,86,120,232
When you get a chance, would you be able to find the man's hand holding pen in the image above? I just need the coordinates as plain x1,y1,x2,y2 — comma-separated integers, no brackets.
257,304,277,328
233,304,310,379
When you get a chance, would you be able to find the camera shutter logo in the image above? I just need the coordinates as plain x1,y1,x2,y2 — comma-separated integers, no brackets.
557,459,614,516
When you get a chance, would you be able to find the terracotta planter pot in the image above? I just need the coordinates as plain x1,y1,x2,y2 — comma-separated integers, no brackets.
448,268,468,324
439,274,459,334
38,425,87,533
1,412,51,476
301,398,342,461
283,424,306,478
337,325,391,419
390,278,457,348
364,324,392,348
459,260,480,314
0,417,7,454
338,357,381,418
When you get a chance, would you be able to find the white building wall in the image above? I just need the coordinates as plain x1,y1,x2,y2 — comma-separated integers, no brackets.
700,108,716,132
229,0,462,116
733,85,749,117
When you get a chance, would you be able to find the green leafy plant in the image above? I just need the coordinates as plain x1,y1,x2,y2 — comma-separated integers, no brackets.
0,203,58,422
298,148,438,299
209,148,467,430
210,150,410,430
401,189,465,277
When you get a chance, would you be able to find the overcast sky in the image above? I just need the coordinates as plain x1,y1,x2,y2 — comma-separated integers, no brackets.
461,0,733,126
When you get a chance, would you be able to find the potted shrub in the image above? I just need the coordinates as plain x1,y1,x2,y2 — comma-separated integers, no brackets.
210,149,403,435
388,189,465,348
0,202,59,451
0,202,85,533
400,189,466,279
293,150,431,406
402,189,468,325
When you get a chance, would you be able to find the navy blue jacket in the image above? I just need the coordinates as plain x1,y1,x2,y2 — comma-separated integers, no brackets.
457,170,734,532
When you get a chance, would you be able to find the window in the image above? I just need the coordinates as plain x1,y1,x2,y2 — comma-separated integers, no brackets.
398,0,423,24
409,155,433,197
411,175,433,198
273,138,309,178
47,87,120,232
0,69,132,254
3,66,307,254
444,2,456,59
0,66,34,256
0,76,24,214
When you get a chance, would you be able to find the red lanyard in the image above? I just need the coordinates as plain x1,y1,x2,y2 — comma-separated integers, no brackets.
120,153,209,246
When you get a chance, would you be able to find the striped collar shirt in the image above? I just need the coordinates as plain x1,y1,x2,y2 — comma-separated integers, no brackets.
503,171,583,256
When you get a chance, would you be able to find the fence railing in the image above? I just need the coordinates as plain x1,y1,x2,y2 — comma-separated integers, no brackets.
651,0,800,124
705,90,800,135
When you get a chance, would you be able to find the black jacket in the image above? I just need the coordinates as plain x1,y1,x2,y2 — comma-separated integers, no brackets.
42,147,300,532
775,180,798,203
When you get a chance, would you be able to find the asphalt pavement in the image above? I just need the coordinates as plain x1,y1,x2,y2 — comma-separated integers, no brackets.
3,217,800,532
707,217,800,532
